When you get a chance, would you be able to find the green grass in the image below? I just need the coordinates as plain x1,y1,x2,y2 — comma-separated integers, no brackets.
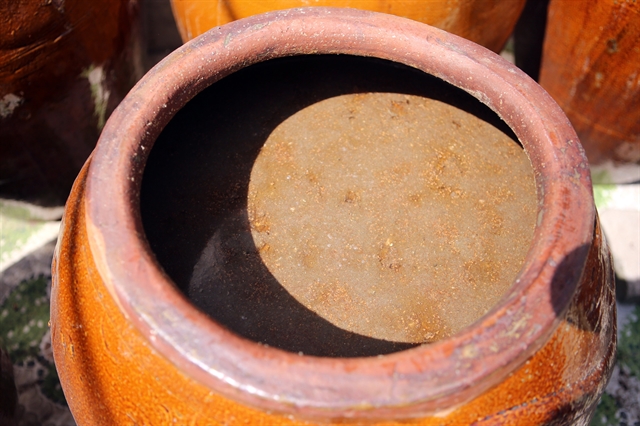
618,306,640,378
591,393,620,426
0,276,66,404
591,305,640,425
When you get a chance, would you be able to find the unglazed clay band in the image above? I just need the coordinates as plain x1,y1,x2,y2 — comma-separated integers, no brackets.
84,7,594,419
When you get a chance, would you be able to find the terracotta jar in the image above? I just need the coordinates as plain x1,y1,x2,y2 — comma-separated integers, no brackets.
51,8,615,425
170,0,525,53
0,0,142,207
539,0,640,183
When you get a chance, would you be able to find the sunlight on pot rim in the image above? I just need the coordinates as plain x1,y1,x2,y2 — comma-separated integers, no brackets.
82,7,594,419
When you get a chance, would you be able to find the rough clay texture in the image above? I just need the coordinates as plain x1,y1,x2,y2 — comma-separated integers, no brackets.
248,92,536,343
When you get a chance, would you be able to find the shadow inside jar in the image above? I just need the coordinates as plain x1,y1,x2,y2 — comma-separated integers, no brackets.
140,55,518,357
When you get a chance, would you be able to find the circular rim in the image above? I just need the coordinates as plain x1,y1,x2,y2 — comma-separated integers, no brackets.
84,7,594,419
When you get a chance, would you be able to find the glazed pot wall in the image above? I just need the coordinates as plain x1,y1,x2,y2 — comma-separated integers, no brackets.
52,172,616,424
50,8,616,425
539,0,640,182
0,0,142,206
169,0,525,52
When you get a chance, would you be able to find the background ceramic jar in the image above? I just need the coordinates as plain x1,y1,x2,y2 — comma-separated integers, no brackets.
51,8,616,425
0,0,142,207
538,0,640,183
169,0,525,52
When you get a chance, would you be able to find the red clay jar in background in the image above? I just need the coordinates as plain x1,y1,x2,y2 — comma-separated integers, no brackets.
539,0,640,183
0,0,142,207
169,0,525,53
51,8,616,425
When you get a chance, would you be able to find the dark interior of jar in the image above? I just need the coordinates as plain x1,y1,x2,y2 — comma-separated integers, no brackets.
139,54,526,357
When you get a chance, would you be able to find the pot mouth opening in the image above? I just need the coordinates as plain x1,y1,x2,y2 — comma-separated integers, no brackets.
140,54,538,358
86,7,594,418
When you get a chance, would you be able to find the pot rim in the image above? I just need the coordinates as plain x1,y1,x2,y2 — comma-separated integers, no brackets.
84,7,594,419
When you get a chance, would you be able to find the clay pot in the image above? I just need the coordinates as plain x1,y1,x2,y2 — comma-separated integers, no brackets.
51,8,615,425
539,0,640,183
0,0,142,207
170,0,525,53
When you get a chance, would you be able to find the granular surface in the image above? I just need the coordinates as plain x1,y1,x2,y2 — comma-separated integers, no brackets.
248,92,536,343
